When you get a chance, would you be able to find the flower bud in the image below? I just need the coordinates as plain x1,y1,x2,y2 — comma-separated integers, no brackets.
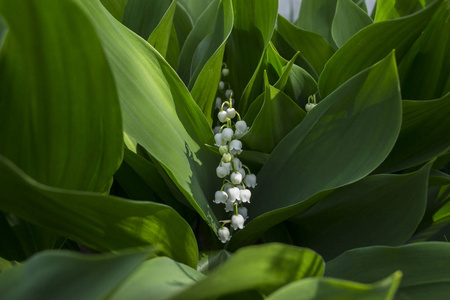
238,206,248,219
213,126,221,134
231,172,243,184
222,128,234,141
218,111,228,123
222,152,232,163
218,81,225,90
215,97,222,109
222,68,230,77
214,191,228,204
305,103,317,112
243,174,257,188
214,133,223,147
219,145,228,155
216,166,228,178
226,108,236,119
240,189,251,203
235,120,248,133
227,187,241,203
225,89,233,98
218,226,231,243
231,214,245,230
229,139,243,155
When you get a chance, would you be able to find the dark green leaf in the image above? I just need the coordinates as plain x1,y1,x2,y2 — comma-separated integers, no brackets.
171,243,324,300
179,0,213,23
277,14,335,76
326,242,450,300
100,0,127,21
0,248,155,300
398,1,450,100
229,52,401,250
288,163,431,261
375,93,450,173
332,0,373,47
374,0,430,22
319,0,441,97
266,272,402,300
0,156,199,268
197,250,232,274
148,0,178,59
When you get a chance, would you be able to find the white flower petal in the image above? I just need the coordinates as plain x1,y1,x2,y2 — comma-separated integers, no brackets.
231,214,245,230
218,227,231,243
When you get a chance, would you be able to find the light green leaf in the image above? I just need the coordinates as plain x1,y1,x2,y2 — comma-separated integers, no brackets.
287,163,432,261
375,93,450,173
171,243,324,300
326,242,450,300
191,0,233,125
332,0,373,47
0,248,155,300
266,272,402,300
374,0,430,22
110,257,205,300
398,1,450,100
0,156,199,268
148,0,178,58
277,14,335,76
226,0,278,101
197,250,232,274
76,0,222,231
229,52,401,250
0,256,18,273
319,0,441,98
179,0,213,23
241,76,306,153
100,0,127,21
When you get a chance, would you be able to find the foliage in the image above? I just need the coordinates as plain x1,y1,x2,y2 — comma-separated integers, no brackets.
0,0,449,299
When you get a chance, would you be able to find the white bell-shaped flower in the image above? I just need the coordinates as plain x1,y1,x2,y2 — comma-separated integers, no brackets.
227,187,241,203
218,111,228,123
229,139,243,155
231,214,245,230
232,157,242,170
237,167,246,178
231,172,243,184
219,145,228,155
216,166,228,178
222,68,229,77
215,97,222,110
222,162,232,174
240,189,251,203
213,126,221,134
214,191,228,204
219,81,225,90
222,152,232,163
224,199,234,212
236,120,249,132
305,103,317,112
214,133,223,147
222,128,234,141
243,174,257,188
218,226,231,243
238,206,248,220
223,184,233,193
226,108,236,119
225,89,233,98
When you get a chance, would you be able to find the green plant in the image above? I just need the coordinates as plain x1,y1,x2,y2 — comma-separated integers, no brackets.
0,0,449,299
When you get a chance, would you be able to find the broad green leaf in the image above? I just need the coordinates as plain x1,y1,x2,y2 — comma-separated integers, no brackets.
122,0,171,40
110,257,205,300
326,242,450,300
0,0,123,193
171,243,324,300
332,0,373,47
398,1,450,100
287,163,431,261
277,14,335,76
0,156,199,268
0,213,27,261
179,0,213,23
148,0,178,58
295,0,339,48
375,93,450,173
319,0,441,98
100,0,127,21
191,0,233,125
225,0,278,101
0,248,155,300
0,14,6,51
266,272,402,300
76,0,222,231
374,0,430,22
197,250,232,274
229,52,401,250
242,76,306,153
0,256,17,273
173,2,193,50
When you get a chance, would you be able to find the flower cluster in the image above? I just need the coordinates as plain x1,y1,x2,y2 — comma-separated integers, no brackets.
213,65,256,243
